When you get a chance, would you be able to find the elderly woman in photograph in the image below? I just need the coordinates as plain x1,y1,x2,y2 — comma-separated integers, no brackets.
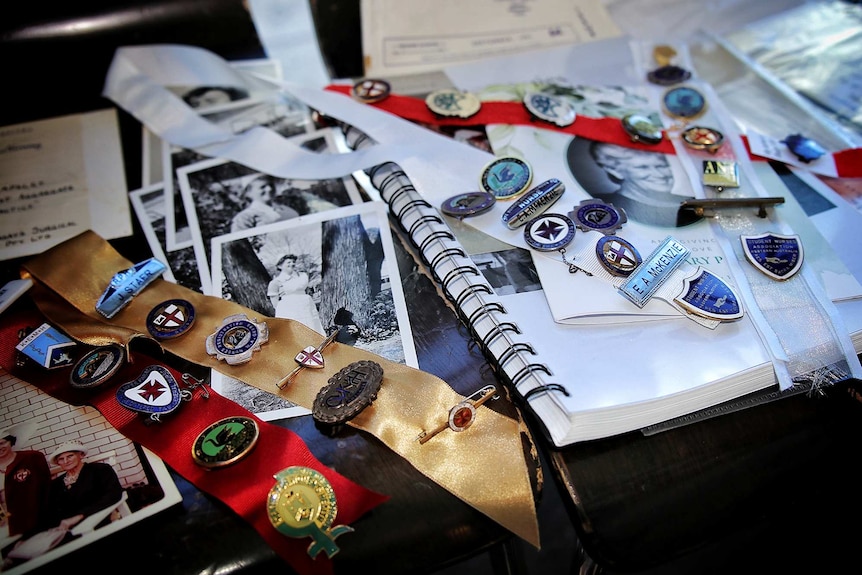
47,441,123,533
0,423,51,539
267,254,325,334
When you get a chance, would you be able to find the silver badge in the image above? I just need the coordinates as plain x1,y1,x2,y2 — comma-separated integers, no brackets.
523,92,576,127
205,314,269,365
501,178,565,229
618,236,690,307
595,236,642,277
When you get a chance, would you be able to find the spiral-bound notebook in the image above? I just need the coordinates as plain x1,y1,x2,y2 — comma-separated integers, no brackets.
342,123,862,448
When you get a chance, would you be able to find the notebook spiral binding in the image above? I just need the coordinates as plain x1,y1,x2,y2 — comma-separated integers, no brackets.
339,122,568,414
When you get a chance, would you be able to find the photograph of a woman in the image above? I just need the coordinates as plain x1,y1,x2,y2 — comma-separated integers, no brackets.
267,254,325,334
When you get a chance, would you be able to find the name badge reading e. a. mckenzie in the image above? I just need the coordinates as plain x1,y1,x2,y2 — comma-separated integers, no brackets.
619,236,690,307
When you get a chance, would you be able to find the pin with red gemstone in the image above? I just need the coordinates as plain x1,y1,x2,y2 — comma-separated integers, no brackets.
417,385,498,444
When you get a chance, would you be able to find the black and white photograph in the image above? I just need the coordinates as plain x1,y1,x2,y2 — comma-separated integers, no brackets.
0,373,181,575
471,248,542,296
163,100,313,253
209,202,417,417
129,185,204,293
565,137,702,228
178,128,363,294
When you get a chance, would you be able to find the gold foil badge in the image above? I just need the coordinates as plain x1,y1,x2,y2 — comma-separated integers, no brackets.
267,466,354,558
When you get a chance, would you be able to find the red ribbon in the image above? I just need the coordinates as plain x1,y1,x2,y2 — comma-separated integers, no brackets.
0,299,389,575
325,84,862,178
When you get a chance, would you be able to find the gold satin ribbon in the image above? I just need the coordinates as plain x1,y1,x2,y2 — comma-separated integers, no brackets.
20,230,540,548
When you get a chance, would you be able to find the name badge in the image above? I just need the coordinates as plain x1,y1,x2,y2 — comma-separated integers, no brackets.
618,236,690,307
501,178,565,229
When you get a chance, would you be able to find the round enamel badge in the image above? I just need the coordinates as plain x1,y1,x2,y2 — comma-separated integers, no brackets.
69,344,125,389
523,92,576,127
621,114,663,145
147,299,196,340
570,198,627,235
351,78,391,103
192,416,259,469
523,213,576,252
681,126,724,154
662,86,707,121
440,191,496,218
480,157,533,200
425,88,481,118
595,235,642,277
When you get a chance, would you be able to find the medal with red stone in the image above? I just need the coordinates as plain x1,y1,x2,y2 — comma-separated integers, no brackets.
417,385,498,444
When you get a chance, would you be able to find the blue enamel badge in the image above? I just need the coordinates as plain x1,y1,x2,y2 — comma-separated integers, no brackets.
571,198,627,235
781,134,826,163
501,178,565,229
440,191,496,218
96,257,166,318
662,86,706,120
205,314,269,365
480,157,533,199
740,233,804,280
117,365,185,420
673,267,744,321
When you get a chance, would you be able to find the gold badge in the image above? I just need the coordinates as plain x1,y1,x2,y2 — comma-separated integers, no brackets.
267,466,353,558
701,160,740,192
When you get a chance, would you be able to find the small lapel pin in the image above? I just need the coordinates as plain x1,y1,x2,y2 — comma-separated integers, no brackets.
417,385,498,444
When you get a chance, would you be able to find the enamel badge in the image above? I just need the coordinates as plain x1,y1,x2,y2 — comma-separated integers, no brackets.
15,323,76,369
350,78,391,104
681,126,724,153
116,365,188,421
523,213,576,252
70,344,125,389
662,86,707,121
781,134,826,163
205,314,269,365
500,178,565,229
425,88,481,118
440,191,496,218
595,236,642,277
740,233,804,280
523,92,576,127
267,466,354,558
147,299,196,340
96,257,166,318
673,267,744,321
480,156,533,200
192,416,260,469
621,113,663,145
570,198,627,235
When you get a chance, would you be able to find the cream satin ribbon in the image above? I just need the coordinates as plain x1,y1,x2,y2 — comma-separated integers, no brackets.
20,230,540,548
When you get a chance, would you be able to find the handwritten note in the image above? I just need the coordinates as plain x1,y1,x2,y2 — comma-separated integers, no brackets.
0,109,131,260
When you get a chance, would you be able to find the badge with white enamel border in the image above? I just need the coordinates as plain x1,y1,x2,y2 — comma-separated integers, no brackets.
425,88,481,118
523,92,576,127
595,236,642,277
740,233,803,280
570,198,627,235
523,213,576,252
205,314,269,365
673,267,744,321
116,365,187,420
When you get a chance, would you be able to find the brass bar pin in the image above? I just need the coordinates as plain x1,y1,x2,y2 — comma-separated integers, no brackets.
276,330,339,390
417,385,498,444
679,197,785,219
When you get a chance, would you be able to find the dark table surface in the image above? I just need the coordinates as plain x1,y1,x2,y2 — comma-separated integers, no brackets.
4,2,862,574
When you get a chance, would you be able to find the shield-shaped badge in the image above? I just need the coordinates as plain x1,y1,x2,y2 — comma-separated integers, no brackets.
295,346,326,369
116,365,183,418
673,267,744,321
740,233,803,280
